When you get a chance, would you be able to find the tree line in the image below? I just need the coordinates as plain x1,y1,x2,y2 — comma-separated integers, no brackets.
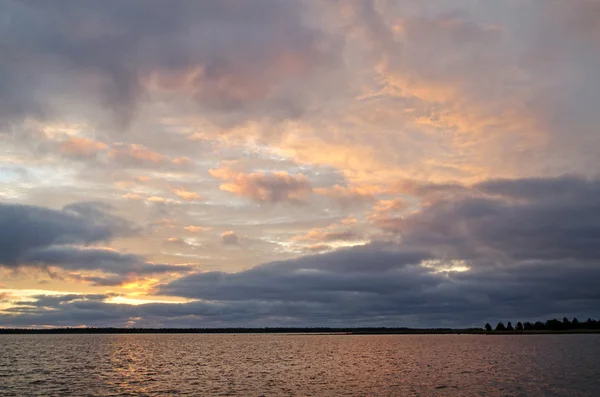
0,327,478,335
485,317,600,332
1,319,599,334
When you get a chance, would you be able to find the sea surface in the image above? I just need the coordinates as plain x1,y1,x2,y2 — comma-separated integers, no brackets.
1,334,599,396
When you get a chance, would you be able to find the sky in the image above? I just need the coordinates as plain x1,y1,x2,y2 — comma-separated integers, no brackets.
1,0,600,328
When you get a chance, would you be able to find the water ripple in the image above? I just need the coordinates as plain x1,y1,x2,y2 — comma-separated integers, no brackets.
1,334,599,396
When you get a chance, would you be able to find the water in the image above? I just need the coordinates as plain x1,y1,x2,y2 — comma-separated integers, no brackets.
1,334,599,396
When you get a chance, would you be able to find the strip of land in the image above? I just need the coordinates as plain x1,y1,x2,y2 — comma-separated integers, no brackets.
1,327,599,335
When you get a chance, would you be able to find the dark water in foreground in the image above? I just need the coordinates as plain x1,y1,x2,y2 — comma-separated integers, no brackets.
1,334,599,396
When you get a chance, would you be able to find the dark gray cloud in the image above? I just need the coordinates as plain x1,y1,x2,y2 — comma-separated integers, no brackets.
0,0,338,128
2,256,599,328
475,175,600,204
158,243,600,319
160,245,432,302
3,175,600,327
0,201,191,277
390,175,600,262
0,202,132,266
22,245,192,276
148,175,600,326
14,293,115,308
69,274,134,287
23,246,141,271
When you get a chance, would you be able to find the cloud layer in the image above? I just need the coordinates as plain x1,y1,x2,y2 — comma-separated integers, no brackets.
3,176,600,327
2,1,600,327
0,202,130,266
0,202,192,281
1,0,338,128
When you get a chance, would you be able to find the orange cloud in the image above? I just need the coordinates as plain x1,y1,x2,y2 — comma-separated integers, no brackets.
0,291,13,301
121,278,160,294
109,144,168,164
147,196,180,204
373,198,408,213
184,225,211,233
153,218,177,229
221,231,239,245
314,184,379,206
173,189,202,201
368,199,409,232
279,136,385,183
388,180,467,203
210,168,312,203
60,137,108,157
306,243,331,253
293,227,360,243
122,193,144,200
172,157,193,166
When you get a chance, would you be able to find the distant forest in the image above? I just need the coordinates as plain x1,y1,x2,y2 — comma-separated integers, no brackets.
485,317,600,332
1,317,599,334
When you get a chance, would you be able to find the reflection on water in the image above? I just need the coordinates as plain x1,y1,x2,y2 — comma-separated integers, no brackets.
1,334,599,396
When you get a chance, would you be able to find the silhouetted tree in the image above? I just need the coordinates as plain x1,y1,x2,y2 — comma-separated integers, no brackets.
485,323,492,332
546,319,562,331
516,322,523,331
533,321,545,330
480,317,600,332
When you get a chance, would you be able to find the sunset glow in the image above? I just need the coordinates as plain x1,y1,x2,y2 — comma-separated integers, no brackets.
1,0,600,328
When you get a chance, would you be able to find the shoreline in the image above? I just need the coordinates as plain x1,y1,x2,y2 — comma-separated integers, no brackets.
1,328,599,335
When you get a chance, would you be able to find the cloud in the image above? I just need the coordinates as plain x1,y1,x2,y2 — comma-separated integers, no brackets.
0,202,193,277
0,202,132,266
210,168,312,204
184,225,210,233
0,0,339,129
152,247,597,326
69,274,136,287
3,175,600,327
14,293,116,308
375,175,600,264
305,243,332,253
0,292,12,302
22,245,192,276
297,0,598,185
59,137,108,158
150,175,600,326
108,144,169,165
146,196,181,205
22,246,140,272
161,244,431,301
314,184,377,207
340,217,358,225
368,198,408,223
173,189,202,201
122,193,144,201
389,180,467,201
221,231,239,246
3,2,600,329
292,228,360,243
